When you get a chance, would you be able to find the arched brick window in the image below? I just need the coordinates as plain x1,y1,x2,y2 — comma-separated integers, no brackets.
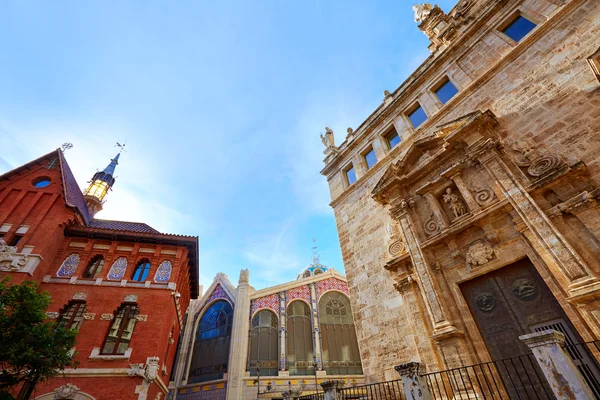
101,303,139,355
287,300,314,375
82,255,104,279
57,300,87,331
131,259,151,282
188,300,233,383
249,309,279,377
318,292,362,375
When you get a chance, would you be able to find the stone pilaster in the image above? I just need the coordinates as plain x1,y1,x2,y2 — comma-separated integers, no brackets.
309,283,324,371
451,173,480,213
520,330,594,399
279,291,287,372
226,270,251,399
391,199,454,334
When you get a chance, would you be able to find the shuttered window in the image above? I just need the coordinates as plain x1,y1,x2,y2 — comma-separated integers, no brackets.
287,301,314,375
249,310,279,376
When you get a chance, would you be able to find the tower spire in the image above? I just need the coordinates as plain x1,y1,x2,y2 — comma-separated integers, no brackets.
83,146,124,218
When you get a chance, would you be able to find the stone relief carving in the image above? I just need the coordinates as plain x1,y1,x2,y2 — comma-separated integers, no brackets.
471,185,496,206
476,293,495,313
53,383,80,399
46,312,60,319
124,294,138,302
466,242,494,266
128,356,160,382
424,213,441,237
512,279,539,301
412,3,433,23
83,313,96,320
0,238,29,272
72,292,87,300
386,222,407,257
443,188,467,219
135,314,148,322
100,313,114,321
503,138,564,178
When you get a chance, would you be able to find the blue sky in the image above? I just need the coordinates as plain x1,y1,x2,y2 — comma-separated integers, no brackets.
0,0,456,291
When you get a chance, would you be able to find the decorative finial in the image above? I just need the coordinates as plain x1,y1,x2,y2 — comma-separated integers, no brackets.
347,127,353,136
412,3,433,23
311,237,321,265
61,143,73,152
384,90,391,98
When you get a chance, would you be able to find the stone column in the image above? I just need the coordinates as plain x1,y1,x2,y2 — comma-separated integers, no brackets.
451,173,480,213
391,199,454,334
395,362,432,400
475,149,599,296
279,291,288,374
320,380,344,400
226,270,251,399
309,283,324,371
520,330,594,399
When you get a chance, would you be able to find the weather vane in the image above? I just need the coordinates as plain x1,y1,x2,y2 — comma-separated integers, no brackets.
61,143,73,152
116,141,127,153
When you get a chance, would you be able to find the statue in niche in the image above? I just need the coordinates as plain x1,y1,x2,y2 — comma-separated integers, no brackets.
412,3,433,23
443,187,467,219
320,127,335,149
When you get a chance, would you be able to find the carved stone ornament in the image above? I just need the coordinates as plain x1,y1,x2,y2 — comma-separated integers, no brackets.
412,3,433,23
424,214,441,236
135,314,148,322
527,153,562,177
46,312,60,319
124,294,138,302
471,185,496,206
320,127,336,150
72,292,87,300
455,0,473,15
128,356,160,383
100,313,114,321
466,242,494,266
0,238,29,272
386,223,407,257
53,383,80,399
443,187,467,219
503,138,564,178
83,313,96,320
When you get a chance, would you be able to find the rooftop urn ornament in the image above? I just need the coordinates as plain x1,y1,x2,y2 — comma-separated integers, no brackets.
413,3,433,23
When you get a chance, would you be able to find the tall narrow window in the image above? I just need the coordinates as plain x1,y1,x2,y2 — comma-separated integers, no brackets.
344,164,357,186
434,77,459,104
319,292,362,375
248,310,279,376
57,301,87,331
131,260,151,282
501,15,536,42
385,129,401,150
101,303,139,355
287,301,314,375
363,147,377,170
83,255,104,279
407,103,428,128
189,300,234,383
8,235,23,247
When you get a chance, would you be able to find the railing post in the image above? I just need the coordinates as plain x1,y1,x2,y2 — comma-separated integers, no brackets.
320,380,344,400
395,362,433,400
520,329,595,399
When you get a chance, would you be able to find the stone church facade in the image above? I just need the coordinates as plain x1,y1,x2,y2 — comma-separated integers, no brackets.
321,0,600,385
168,259,364,400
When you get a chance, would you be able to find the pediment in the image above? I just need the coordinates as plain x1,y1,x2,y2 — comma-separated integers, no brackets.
372,110,498,204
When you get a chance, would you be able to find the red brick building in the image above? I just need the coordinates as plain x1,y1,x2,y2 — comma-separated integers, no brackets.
0,148,199,400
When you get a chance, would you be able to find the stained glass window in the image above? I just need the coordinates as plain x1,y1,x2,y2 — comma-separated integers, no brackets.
57,253,80,277
83,255,104,279
132,260,151,282
101,303,139,355
287,301,314,375
318,292,362,375
154,260,172,283
249,310,279,376
107,257,128,280
189,300,234,383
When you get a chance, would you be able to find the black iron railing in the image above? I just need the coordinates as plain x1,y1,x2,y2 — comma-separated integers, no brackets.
338,379,405,399
562,340,600,398
297,393,325,400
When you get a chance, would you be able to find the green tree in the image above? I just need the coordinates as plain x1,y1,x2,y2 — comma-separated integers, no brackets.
0,278,78,400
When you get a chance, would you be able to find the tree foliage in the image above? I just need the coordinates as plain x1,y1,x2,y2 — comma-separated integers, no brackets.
0,278,78,398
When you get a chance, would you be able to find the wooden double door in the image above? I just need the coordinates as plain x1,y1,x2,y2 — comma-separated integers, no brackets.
461,258,600,398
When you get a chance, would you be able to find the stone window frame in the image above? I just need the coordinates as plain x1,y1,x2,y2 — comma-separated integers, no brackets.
360,144,378,171
588,47,600,83
404,101,428,130
495,7,543,46
429,75,460,106
382,125,402,151
342,162,357,188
